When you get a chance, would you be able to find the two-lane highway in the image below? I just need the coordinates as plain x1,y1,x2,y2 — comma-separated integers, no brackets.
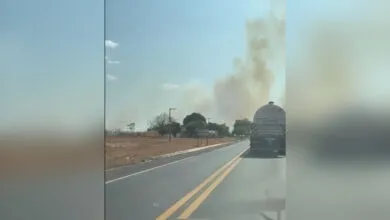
106,141,286,220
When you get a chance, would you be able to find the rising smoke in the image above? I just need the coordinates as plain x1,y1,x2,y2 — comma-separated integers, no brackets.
178,4,285,125
109,1,286,131
214,15,285,122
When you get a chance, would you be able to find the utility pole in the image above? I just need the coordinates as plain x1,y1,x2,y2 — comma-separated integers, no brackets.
206,117,211,145
168,107,176,143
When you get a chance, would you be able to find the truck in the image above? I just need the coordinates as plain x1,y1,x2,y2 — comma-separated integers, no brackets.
249,101,286,156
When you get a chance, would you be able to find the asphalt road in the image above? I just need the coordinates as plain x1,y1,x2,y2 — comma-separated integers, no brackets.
106,140,286,220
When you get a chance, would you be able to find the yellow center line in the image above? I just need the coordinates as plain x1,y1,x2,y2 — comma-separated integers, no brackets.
177,157,242,219
156,149,246,220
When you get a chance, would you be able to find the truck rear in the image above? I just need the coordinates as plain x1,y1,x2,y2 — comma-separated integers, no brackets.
250,101,286,156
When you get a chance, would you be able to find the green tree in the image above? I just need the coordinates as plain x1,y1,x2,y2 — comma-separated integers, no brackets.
127,122,135,132
183,113,206,125
185,120,207,137
182,113,207,137
148,113,182,137
232,118,252,136
217,123,230,137
207,122,230,137
207,122,219,131
148,113,170,136
169,121,181,137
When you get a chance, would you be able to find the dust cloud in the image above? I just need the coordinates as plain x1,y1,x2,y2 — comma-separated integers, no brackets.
214,16,284,122
108,1,286,131
179,5,285,125
177,80,214,120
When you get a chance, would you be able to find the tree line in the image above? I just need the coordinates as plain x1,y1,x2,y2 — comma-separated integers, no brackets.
145,111,253,138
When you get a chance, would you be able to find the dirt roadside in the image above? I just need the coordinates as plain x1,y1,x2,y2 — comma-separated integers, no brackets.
105,136,236,169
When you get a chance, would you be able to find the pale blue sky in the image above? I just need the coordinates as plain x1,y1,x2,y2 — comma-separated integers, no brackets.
105,0,286,130
1,0,285,132
1,0,104,132
5,0,379,132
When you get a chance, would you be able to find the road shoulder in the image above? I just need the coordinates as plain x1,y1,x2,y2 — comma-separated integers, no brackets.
105,142,237,183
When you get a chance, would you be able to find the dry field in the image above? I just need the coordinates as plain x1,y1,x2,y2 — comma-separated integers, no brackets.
105,136,236,169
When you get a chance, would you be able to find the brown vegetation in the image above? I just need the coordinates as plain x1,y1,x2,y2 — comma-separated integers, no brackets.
105,136,236,169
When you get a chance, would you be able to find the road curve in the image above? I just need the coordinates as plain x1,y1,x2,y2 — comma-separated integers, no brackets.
106,140,286,220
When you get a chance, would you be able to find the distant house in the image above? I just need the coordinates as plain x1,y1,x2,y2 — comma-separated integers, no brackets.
196,129,219,138
208,130,218,137
179,126,219,138
180,127,188,138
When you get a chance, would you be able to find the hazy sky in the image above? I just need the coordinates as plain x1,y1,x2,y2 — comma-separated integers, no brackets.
5,0,387,133
1,0,286,133
105,0,285,131
1,0,104,132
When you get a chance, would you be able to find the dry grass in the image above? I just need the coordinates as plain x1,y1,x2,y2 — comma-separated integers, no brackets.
105,136,236,169
0,135,235,174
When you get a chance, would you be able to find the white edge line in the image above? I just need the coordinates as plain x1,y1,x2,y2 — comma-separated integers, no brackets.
151,143,225,159
105,142,230,172
105,141,243,184
105,156,195,184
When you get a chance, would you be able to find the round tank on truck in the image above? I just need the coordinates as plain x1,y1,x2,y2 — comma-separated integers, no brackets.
250,101,286,156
